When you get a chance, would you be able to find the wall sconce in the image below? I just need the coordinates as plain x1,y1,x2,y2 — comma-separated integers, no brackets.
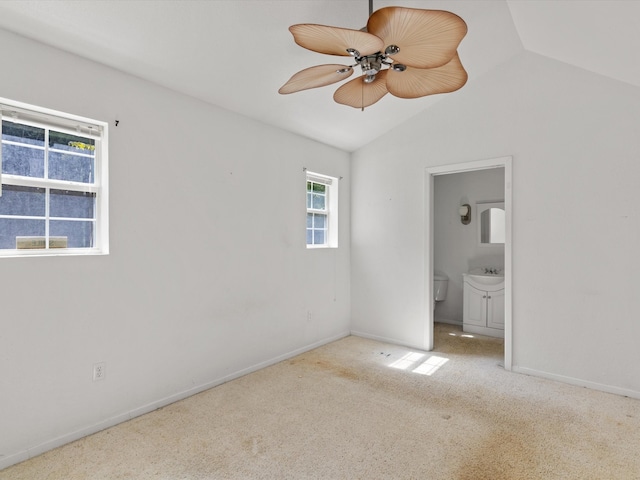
459,204,471,225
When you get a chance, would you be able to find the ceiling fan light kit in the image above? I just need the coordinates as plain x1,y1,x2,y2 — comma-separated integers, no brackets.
279,5,468,110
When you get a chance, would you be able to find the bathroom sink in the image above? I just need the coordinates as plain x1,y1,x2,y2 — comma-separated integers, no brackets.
463,268,504,288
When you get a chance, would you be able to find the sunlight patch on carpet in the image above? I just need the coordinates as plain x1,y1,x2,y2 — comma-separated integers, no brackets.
449,332,475,338
388,352,450,376
413,356,449,375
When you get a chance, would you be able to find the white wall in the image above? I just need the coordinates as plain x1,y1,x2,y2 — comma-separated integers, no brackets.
433,169,505,324
0,29,350,467
351,50,640,396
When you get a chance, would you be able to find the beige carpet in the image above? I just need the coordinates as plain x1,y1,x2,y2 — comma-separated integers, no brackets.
2,323,640,479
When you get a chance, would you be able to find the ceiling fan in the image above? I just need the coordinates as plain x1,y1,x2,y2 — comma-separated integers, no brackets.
279,1,468,110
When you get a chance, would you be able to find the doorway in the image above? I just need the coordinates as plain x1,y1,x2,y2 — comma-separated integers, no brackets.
424,156,512,370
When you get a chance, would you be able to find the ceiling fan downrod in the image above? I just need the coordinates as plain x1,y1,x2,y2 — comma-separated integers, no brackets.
347,1,405,83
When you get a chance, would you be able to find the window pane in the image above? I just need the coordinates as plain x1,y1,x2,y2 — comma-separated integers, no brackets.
0,185,45,216
1,143,45,177
306,175,336,248
50,189,95,219
49,151,94,183
49,131,95,153
2,121,45,147
0,218,45,249
312,193,325,210
50,220,94,248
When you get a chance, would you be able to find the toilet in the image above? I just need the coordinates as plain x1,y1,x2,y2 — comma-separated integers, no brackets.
433,271,449,310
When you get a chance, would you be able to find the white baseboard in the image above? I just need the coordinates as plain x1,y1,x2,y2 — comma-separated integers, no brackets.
0,330,350,472
350,330,428,351
512,366,640,400
434,318,462,326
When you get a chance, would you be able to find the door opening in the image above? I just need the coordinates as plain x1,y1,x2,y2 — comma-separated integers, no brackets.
425,156,512,370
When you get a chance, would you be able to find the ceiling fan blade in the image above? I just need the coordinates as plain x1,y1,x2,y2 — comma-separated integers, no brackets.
333,70,389,109
289,24,384,57
367,7,467,69
386,53,468,99
279,64,354,94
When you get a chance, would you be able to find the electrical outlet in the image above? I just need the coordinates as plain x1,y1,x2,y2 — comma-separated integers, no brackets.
93,362,106,382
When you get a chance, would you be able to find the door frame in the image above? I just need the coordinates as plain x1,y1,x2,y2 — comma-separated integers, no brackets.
424,156,513,370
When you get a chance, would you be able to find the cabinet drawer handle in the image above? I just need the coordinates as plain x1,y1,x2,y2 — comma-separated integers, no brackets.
483,295,487,298
487,296,491,299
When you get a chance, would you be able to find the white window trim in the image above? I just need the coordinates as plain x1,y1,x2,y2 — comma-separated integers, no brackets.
0,97,109,257
306,171,338,249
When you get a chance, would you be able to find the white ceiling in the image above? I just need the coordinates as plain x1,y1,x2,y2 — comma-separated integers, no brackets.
0,0,637,152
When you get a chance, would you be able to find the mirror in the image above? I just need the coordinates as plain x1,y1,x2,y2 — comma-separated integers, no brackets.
477,202,505,245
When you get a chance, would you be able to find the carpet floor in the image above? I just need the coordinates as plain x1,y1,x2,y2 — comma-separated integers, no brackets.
2,323,639,479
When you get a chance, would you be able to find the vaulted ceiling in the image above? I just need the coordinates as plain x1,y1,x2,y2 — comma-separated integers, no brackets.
0,1,637,152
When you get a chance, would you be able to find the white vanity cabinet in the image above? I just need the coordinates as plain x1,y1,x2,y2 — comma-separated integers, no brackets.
463,275,504,338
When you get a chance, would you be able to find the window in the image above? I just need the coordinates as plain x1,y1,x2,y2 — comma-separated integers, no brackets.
306,171,338,248
0,98,108,256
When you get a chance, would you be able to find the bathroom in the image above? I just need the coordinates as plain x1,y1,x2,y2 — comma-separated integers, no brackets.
433,167,505,338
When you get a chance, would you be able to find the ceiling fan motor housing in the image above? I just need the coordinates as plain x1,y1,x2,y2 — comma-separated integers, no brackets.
359,54,383,77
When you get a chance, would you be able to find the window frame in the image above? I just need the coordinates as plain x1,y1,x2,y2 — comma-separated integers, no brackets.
306,171,338,249
0,98,109,257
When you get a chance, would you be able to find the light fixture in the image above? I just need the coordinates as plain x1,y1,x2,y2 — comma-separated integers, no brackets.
459,204,471,225
279,1,468,110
